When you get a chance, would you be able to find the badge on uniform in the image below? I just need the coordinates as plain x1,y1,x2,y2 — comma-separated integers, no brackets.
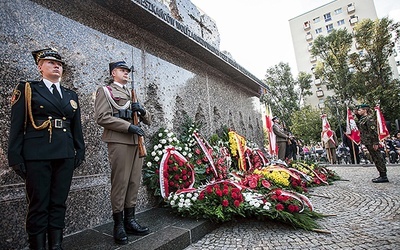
70,100,78,109
10,89,21,106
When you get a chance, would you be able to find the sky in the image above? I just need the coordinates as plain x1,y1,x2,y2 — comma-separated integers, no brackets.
190,0,400,80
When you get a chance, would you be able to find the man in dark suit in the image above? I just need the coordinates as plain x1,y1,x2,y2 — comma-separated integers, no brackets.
8,48,85,250
94,61,151,245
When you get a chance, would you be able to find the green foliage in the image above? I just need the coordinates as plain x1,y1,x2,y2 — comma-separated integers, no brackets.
289,106,322,144
311,28,354,101
349,17,400,122
261,62,300,127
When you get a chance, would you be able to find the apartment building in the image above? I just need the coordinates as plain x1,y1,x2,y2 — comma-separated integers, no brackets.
289,0,398,108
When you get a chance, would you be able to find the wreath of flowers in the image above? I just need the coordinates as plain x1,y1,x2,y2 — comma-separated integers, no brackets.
143,122,340,230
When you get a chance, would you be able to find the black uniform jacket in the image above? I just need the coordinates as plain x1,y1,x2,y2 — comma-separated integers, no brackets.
8,80,85,166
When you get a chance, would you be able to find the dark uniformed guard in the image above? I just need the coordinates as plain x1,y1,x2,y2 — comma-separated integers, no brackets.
94,61,151,245
8,48,85,249
356,104,388,183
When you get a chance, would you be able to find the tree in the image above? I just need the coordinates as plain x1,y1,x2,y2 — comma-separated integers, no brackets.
290,106,322,145
296,71,313,107
349,17,400,122
260,62,309,127
311,28,354,103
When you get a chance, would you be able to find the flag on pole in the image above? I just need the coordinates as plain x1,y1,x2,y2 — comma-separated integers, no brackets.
374,106,390,141
265,105,276,156
321,114,336,145
345,108,361,144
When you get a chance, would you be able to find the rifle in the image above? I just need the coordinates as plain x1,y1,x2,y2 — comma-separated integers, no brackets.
130,65,147,158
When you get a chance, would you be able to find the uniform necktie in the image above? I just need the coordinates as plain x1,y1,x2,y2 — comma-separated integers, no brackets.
52,84,62,101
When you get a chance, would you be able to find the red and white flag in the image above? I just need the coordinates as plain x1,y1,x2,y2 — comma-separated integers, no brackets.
374,106,390,141
321,114,335,145
265,105,276,156
345,108,361,144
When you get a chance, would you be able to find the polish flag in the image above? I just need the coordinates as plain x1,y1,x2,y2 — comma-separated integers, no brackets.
265,105,276,156
374,106,390,141
345,108,361,144
321,114,335,145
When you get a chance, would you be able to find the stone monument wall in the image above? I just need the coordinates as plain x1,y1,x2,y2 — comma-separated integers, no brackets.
0,0,266,248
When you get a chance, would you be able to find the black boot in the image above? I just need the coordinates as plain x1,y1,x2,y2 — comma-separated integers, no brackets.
372,172,389,183
124,207,150,235
28,232,46,250
48,229,63,250
113,212,128,245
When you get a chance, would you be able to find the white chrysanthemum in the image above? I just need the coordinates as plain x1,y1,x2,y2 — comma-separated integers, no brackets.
173,194,179,200
158,150,163,155
179,198,185,203
168,138,173,143
158,144,162,148
160,139,167,144
153,145,158,150
191,196,197,201
154,156,160,162
182,151,187,156
167,132,173,138
146,162,152,167
179,194,185,198
188,153,192,158
193,192,199,197
253,202,261,208
158,133,163,137
178,202,183,208
263,202,271,210
177,147,182,151
151,151,156,156
173,137,178,141
186,193,193,198
164,129,169,133
170,200,175,206
185,198,191,204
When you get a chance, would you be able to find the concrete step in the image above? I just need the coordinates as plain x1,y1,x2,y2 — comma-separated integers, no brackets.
63,207,218,250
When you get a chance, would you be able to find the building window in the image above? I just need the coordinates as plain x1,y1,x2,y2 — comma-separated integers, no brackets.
303,21,311,30
326,24,334,33
324,13,331,22
313,17,320,23
337,19,345,26
334,8,342,15
315,27,323,34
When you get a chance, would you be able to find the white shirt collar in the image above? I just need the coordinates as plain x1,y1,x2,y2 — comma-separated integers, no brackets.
113,81,128,89
43,78,62,97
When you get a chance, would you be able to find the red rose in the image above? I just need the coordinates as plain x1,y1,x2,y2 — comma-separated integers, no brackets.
222,199,229,207
174,174,180,180
172,166,178,172
195,148,201,155
199,192,205,200
222,189,229,195
206,186,213,194
181,169,187,175
277,195,289,202
169,181,175,186
155,169,159,174
275,189,282,196
234,200,241,207
249,180,257,189
275,203,284,211
216,189,223,197
261,180,271,188
287,204,299,213
182,175,187,180
231,192,238,200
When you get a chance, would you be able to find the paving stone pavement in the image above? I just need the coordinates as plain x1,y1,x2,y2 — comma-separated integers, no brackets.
184,165,400,250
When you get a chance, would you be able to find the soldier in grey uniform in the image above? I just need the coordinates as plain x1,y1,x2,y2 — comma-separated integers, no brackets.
272,116,290,161
356,104,388,183
94,61,151,245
